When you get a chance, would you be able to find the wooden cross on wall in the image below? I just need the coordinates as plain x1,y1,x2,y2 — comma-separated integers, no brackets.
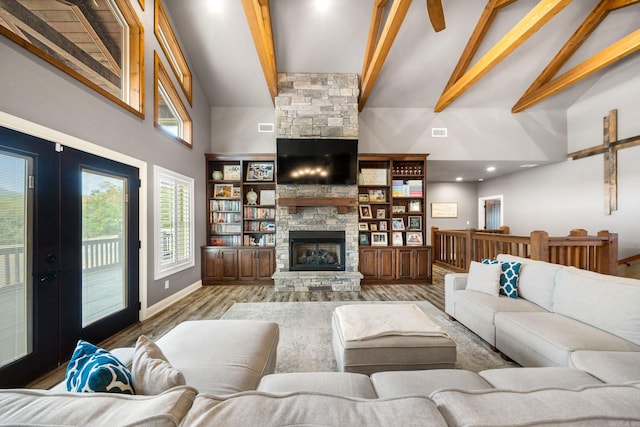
568,109,640,215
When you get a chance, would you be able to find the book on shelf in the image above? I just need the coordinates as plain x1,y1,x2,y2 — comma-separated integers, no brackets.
209,235,241,246
210,199,241,211
211,223,242,233
407,180,423,197
244,206,276,219
244,221,275,232
210,212,242,223
391,179,423,197
243,234,276,247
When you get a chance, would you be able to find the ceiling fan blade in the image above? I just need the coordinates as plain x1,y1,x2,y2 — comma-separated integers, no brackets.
426,0,446,32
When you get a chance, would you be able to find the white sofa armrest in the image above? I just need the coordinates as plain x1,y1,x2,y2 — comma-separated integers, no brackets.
444,273,468,318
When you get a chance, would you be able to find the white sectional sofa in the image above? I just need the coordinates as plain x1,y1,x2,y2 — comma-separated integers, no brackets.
445,254,640,372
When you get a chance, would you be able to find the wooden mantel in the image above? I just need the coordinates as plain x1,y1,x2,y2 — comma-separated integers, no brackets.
278,197,357,214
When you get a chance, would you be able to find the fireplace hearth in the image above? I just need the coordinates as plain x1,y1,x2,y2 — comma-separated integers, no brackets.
289,231,345,271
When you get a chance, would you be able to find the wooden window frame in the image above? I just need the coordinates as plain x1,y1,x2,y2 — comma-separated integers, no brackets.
154,52,192,148
154,0,192,105
0,0,145,118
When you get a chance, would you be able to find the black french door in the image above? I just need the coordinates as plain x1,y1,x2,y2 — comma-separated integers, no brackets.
0,126,139,387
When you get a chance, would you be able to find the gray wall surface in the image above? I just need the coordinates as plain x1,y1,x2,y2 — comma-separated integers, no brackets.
0,6,211,309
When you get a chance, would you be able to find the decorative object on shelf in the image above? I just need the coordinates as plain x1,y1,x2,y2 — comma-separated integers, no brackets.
408,216,422,230
246,188,258,205
359,222,369,231
260,190,276,205
214,183,235,198
370,223,377,231
246,162,274,181
392,205,406,214
379,221,388,231
360,168,387,185
359,233,370,246
212,170,223,180
371,232,388,246
408,199,422,212
223,164,241,181
392,232,404,246
368,189,386,202
358,193,370,202
359,205,372,219
406,232,423,246
431,202,458,218
376,208,386,219
392,218,405,230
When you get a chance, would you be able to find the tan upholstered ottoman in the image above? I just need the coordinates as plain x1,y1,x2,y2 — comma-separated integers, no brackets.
332,304,456,375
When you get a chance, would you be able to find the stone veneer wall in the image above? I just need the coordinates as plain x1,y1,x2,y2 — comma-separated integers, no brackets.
274,73,361,291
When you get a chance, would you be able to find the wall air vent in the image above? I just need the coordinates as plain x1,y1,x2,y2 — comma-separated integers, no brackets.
431,127,447,137
258,123,275,133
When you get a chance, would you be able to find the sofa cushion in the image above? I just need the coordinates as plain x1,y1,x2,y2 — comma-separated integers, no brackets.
182,391,448,427
497,254,566,311
479,367,602,390
371,369,492,398
431,384,640,426
554,267,640,346
155,320,279,395
258,372,377,398
0,385,197,426
571,351,640,384
482,259,521,298
466,261,501,296
495,312,640,367
65,340,134,394
132,335,186,395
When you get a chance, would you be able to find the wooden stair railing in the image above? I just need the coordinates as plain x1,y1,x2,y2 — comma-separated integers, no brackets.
431,227,618,276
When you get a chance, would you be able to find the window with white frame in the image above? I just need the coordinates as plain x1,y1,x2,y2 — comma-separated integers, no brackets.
154,166,194,279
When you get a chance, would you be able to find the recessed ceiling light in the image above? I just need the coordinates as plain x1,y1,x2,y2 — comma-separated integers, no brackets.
455,177,463,181
315,0,330,11
209,0,224,12
520,164,538,168
478,178,484,182
486,166,496,172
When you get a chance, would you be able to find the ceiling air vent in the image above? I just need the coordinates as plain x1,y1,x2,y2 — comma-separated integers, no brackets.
431,127,447,137
258,123,275,133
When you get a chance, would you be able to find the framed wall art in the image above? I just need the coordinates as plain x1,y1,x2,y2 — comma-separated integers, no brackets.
431,202,458,218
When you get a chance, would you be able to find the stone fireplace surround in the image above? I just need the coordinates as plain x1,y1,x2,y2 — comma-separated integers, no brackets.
272,72,362,291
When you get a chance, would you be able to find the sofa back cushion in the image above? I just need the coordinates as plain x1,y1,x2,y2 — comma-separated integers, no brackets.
431,384,640,426
183,391,448,427
0,386,197,426
496,254,565,311
554,268,640,345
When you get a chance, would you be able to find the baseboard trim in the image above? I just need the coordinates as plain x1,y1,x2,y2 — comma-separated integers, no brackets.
143,280,202,320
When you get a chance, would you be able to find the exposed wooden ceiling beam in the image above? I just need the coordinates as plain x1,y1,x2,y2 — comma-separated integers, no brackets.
512,0,640,112
360,0,389,86
434,0,572,112
359,0,412,112
426,0,445,32
513,28,640,112
241,0,278,103
64,0,121,66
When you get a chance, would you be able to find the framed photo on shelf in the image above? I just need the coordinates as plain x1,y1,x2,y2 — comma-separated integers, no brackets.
360,168,387,185
232,187,241,198
392,205,406,214
246,162,274,181
376,208,386,219
408,216,422,230
368,189,386,202
358,193,370,203
370,223,378,231
223,164,241,181
379,221,388,231
371,232,388,246
359,232,370,246
359,204,373,219
392,232,404,246
260,190,276,205
408,200,422,212
214,183,234,198
358,222,369,231
392,217,405,230
406,232,423,246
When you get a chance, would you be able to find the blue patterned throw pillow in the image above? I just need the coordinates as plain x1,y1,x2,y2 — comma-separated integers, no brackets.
481,259,521,299
66,340,135,394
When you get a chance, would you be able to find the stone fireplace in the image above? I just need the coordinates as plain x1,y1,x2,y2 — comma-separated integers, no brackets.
289,231,346,272
272,72,362,291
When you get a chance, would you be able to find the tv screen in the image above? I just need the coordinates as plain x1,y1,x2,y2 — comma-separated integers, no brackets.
276,139,358,185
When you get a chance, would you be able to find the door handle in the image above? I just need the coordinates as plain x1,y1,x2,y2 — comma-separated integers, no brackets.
39,269,57,283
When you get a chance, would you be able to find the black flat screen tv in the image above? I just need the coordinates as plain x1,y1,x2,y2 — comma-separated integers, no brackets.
276,138,358,185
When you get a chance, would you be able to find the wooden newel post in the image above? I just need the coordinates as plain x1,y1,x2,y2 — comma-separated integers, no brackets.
499,226,510,234
597,230,618,275
431,227,439,262
569,229,587,237
529,230,549,262
465,228,474,270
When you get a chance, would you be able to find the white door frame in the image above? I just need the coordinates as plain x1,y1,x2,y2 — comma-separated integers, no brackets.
478,194,503,230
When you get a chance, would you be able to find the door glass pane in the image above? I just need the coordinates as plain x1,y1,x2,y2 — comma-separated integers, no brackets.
81,170,127,327
0,151,32,368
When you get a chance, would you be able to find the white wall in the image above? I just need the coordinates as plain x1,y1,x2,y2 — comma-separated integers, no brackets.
479,54,640,259
0,3,211,310
426,182,478,244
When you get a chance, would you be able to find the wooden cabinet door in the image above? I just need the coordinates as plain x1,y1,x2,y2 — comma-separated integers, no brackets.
359,248,379,279
378,248,396,280
255,249,275,280
237,249,255,280
396,248,415,280
218,249,238,281
202,247,221,281
413,247,432,280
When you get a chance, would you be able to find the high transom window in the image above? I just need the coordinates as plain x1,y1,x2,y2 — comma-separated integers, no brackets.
154,52,192,147
0,0,144,116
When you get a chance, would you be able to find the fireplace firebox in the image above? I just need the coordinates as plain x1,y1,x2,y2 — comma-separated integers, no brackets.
289,231,345,271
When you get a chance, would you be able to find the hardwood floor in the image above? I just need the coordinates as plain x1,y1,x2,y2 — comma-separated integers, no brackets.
27,265,449,389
